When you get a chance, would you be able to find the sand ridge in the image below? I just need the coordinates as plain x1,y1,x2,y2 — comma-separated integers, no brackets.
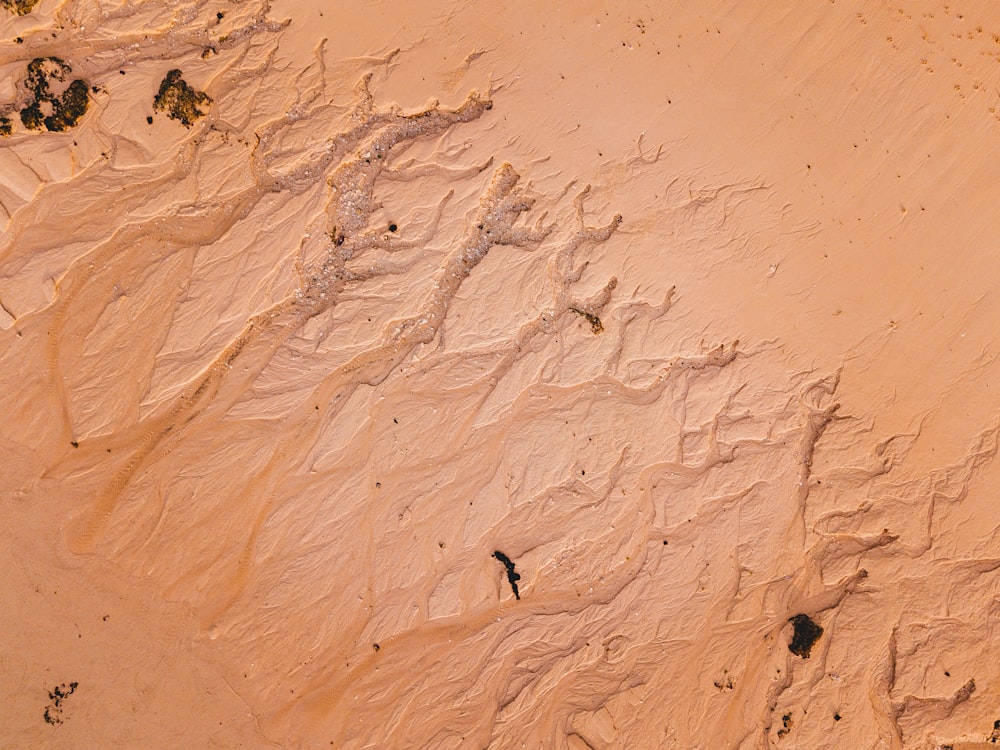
4,1,1000,748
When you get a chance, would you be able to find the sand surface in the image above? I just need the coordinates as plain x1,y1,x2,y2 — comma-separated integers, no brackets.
4,1,1000,748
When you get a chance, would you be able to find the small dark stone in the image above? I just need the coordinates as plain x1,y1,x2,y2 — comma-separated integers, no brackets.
777,713,792,738
146,116,153,124
388,223,398,233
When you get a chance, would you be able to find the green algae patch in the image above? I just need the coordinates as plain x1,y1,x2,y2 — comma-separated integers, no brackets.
153,69,212,127
1,0,41,15
18,57,89,132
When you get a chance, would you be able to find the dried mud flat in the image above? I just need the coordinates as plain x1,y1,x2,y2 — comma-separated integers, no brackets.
4,1,1000,749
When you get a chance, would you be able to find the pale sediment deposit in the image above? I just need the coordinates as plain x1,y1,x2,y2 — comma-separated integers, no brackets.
4,2,1000,748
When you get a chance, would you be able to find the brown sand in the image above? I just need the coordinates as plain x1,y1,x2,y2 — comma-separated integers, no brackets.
3,1,1000,748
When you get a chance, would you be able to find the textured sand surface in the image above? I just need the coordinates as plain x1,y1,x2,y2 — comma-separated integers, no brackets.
4,1,1000,748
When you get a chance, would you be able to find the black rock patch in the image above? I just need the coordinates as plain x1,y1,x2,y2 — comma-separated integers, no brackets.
788,613,823,658
43,681,78,725
493,550,521,600
153,69,212,127
1,0,41,15
18,57,89,132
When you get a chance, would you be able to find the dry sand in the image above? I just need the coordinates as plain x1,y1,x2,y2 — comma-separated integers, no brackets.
3,1,1000,748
